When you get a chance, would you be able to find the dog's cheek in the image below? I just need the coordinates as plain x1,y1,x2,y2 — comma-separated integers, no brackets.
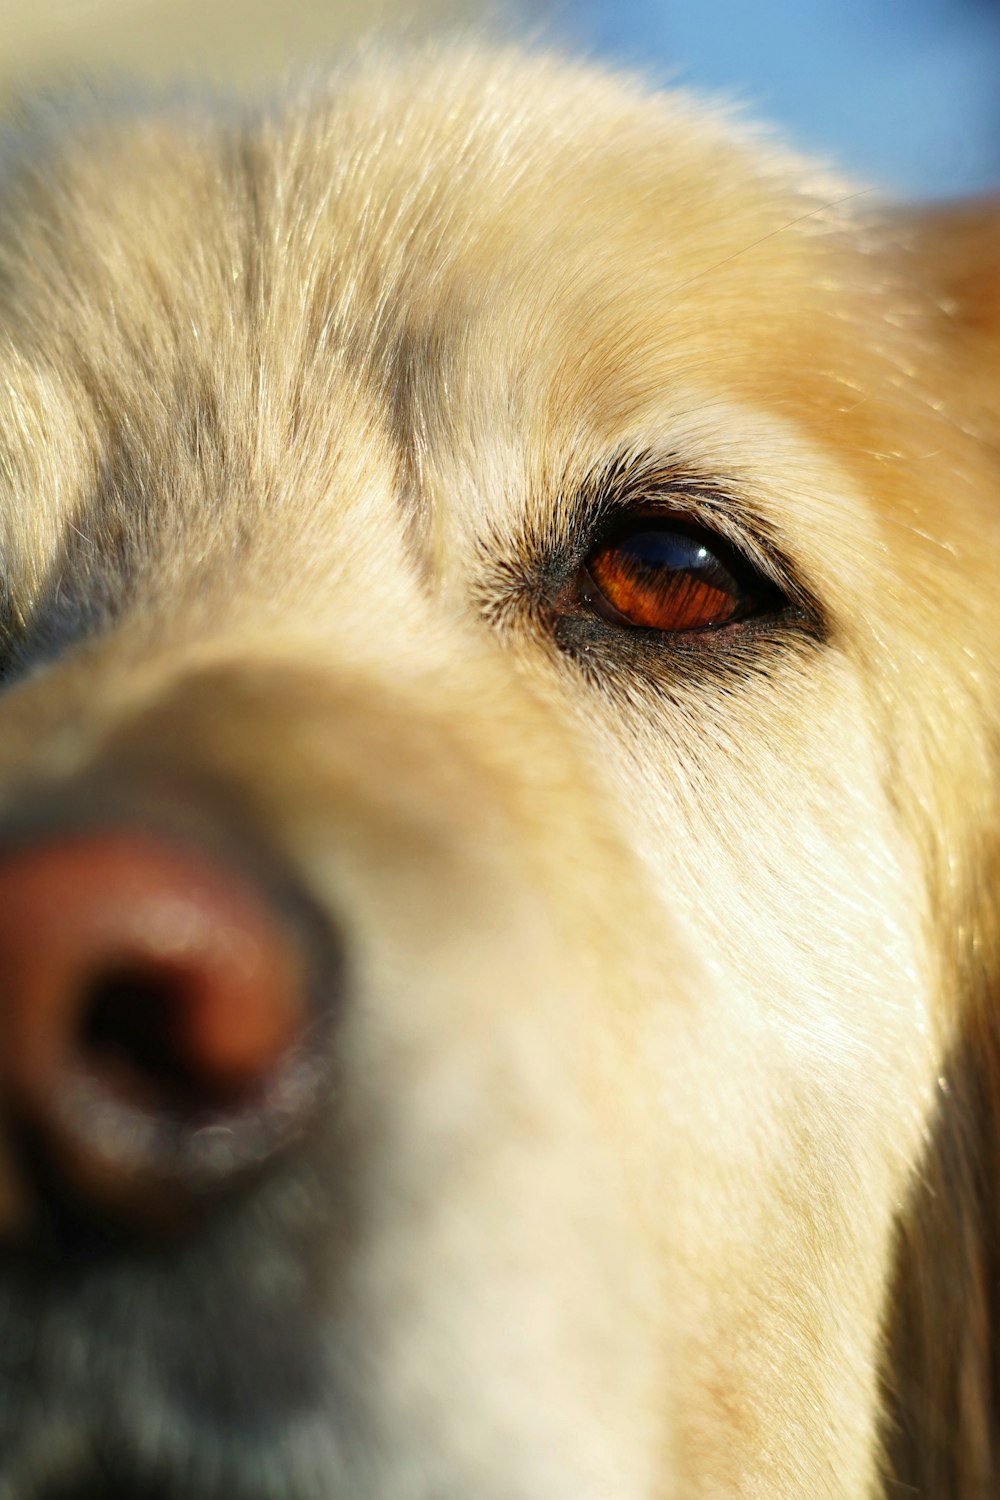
555,653,938,1497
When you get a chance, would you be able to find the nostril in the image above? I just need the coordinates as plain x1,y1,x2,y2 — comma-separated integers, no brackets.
82,964,191,1098
80,961,254,1116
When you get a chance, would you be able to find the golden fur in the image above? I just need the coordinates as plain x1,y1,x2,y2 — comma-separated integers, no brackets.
0,45,997,1499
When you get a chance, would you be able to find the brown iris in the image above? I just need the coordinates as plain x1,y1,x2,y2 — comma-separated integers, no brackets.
584,520,749,631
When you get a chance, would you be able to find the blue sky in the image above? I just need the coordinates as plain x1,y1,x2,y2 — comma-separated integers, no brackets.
559,0,1000,198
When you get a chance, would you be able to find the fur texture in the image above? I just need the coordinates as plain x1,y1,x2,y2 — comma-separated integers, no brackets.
0,46,997,1500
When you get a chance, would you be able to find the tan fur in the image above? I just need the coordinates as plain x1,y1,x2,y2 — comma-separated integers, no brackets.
0,46,997,1499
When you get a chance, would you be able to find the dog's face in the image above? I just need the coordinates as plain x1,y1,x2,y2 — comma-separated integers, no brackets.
0,48,996,1500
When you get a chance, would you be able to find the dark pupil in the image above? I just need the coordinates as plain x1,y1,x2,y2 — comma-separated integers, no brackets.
617,530,714,576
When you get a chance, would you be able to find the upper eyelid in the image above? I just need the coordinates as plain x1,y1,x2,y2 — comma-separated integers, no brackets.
560,455,805,599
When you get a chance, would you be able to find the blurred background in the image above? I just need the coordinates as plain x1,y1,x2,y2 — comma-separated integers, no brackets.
4,0,1000,199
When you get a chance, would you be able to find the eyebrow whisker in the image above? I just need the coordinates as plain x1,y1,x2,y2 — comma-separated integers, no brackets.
668,189,876,297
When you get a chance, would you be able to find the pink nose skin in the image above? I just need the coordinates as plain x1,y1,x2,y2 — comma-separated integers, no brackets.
0,831,314,1234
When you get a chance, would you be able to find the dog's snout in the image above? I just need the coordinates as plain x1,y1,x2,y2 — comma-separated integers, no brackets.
0,828,328,1235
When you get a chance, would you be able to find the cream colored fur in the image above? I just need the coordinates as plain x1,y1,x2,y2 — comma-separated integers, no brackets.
0,45,997,1500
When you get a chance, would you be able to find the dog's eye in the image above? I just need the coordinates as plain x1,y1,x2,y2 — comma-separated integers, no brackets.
581,517,770,632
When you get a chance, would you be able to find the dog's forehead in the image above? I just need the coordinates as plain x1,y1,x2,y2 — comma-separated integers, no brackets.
0,50,872,626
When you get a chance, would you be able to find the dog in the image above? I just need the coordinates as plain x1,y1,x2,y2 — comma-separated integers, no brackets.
0,42,996,1500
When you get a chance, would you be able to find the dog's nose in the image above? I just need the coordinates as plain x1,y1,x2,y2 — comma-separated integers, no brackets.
0,829,325,1236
